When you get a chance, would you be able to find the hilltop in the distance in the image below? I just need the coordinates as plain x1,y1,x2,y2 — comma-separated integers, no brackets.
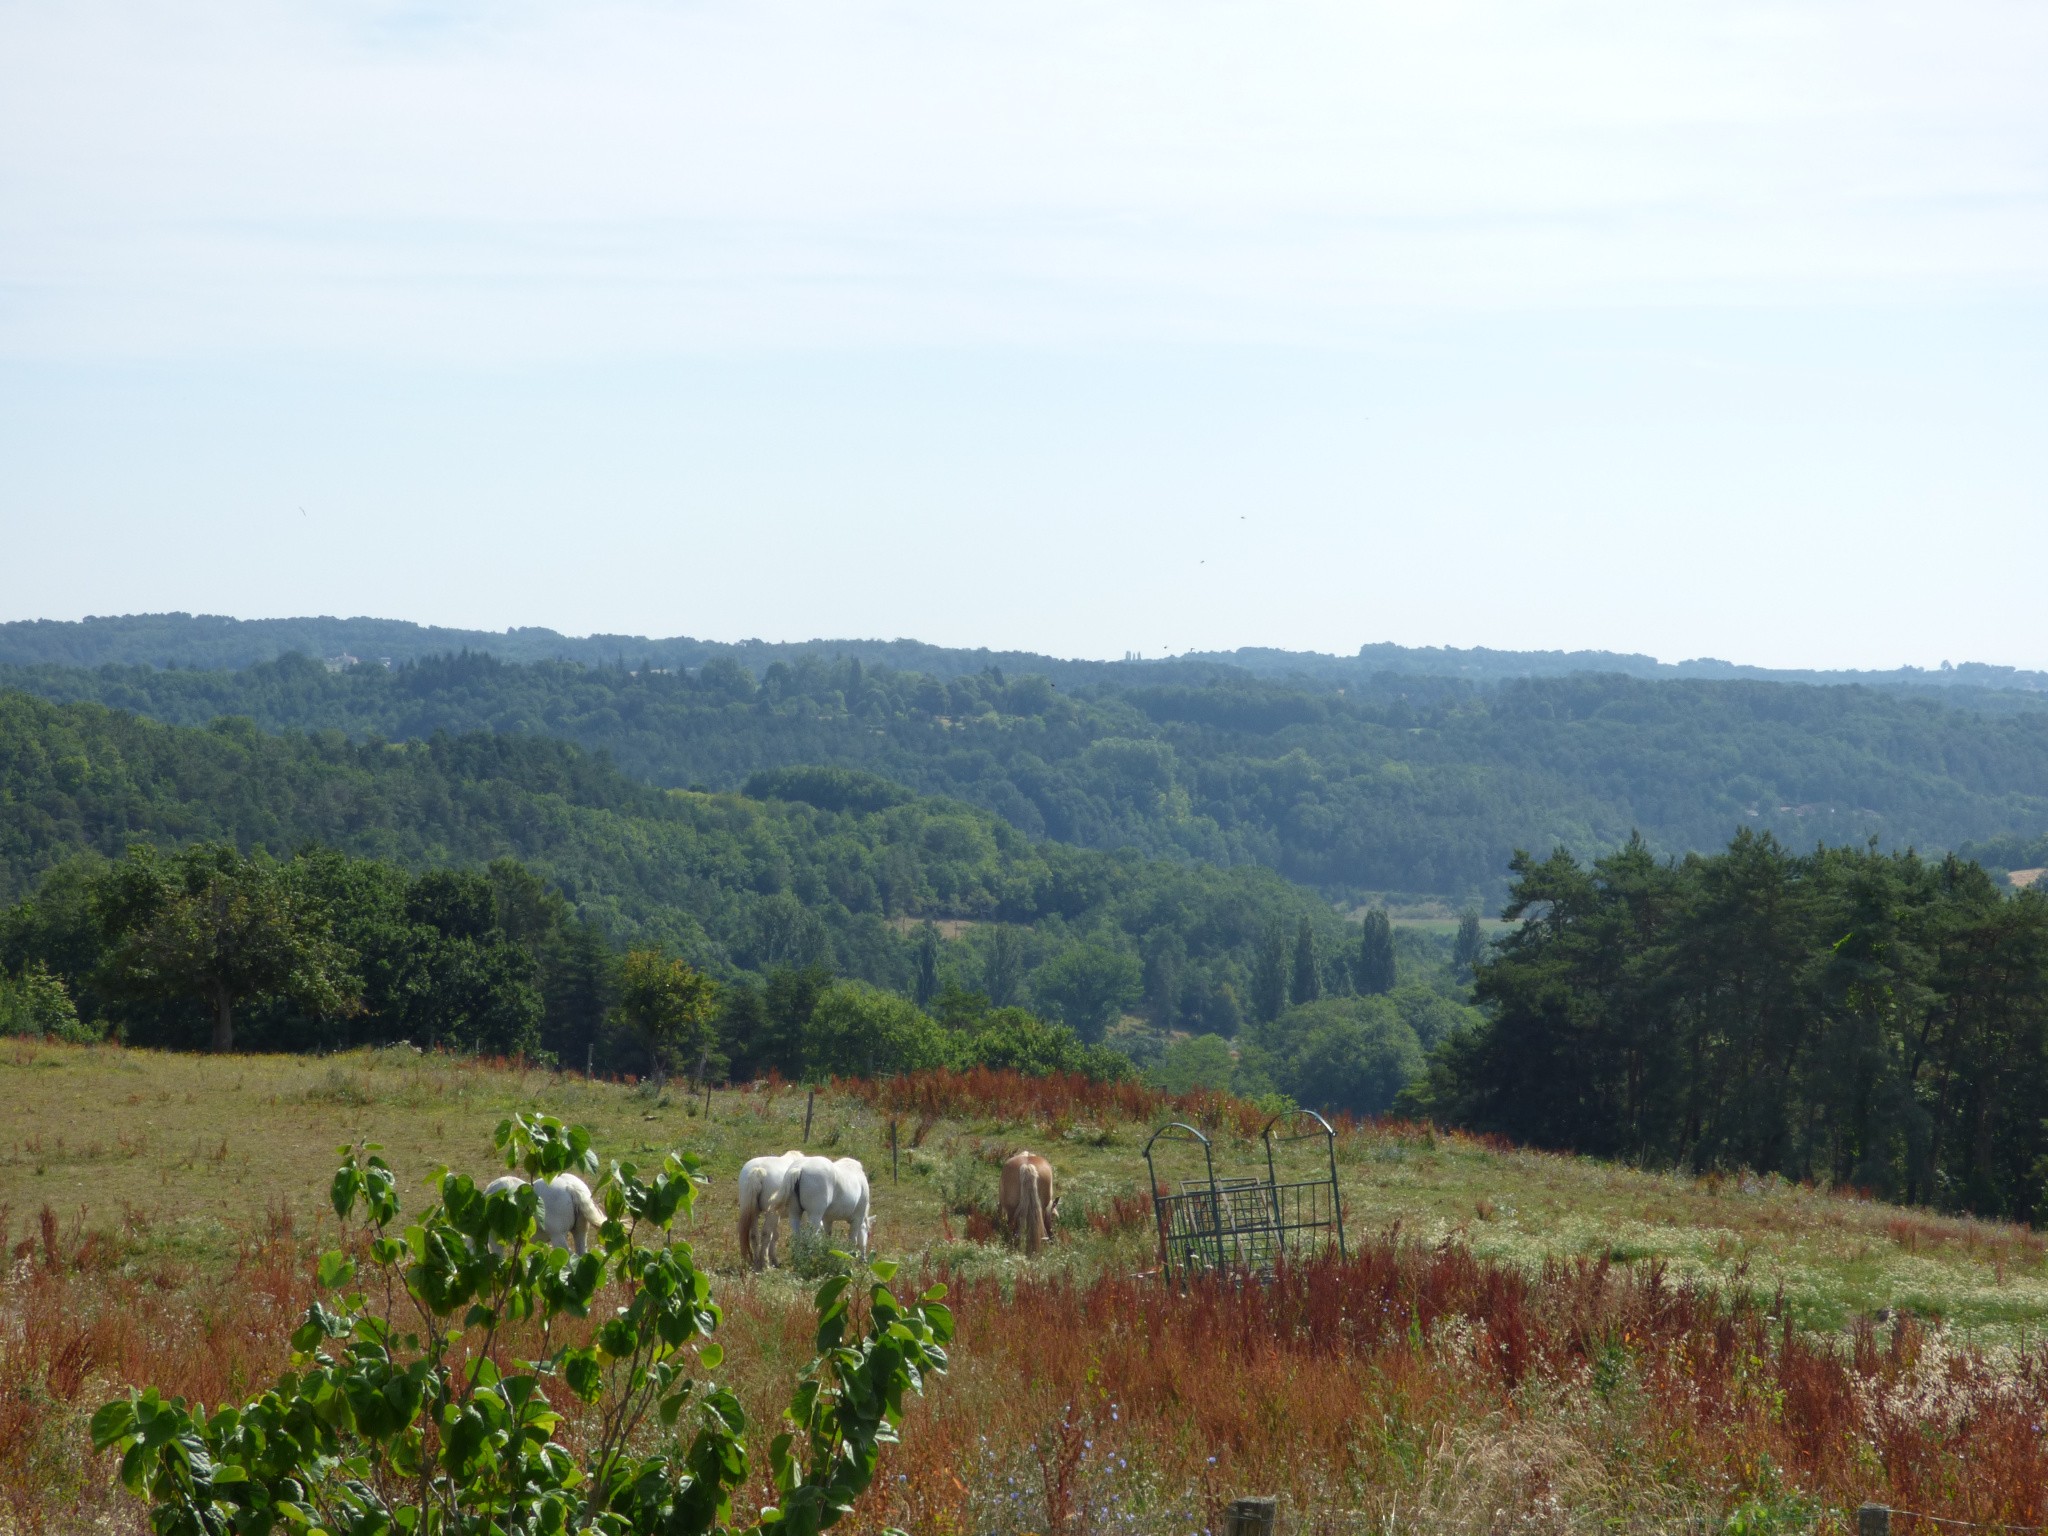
5,611,2046,700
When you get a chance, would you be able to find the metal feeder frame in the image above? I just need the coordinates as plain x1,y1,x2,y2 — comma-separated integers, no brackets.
1142,1109,1346,1284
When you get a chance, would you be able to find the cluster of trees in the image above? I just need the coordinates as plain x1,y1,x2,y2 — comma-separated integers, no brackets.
1958,829,2048,879
2,841,602,1057
13,648,2048,903
0,839,1134,1083
1408,830,2048,1223
1127,906,1485,1115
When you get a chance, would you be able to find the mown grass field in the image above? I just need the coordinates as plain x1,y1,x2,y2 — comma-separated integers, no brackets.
3,1040,2046,1534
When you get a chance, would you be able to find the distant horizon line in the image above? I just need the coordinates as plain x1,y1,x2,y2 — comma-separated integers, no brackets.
1,609,2043,687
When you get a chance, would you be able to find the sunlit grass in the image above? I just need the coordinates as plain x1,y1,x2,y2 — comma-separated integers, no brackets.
3,1039,2046,1533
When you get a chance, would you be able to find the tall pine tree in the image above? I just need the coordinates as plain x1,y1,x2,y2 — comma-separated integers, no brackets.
1250,924,1289,1022
1290,916,1322,1004
1355,909,1397,995
1453,909,1484,978
914,921,941,1007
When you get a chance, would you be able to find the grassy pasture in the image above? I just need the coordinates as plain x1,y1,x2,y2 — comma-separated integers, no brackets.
3,1041,2046,1533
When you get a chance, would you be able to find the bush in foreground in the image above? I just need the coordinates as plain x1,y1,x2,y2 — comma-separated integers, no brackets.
90,1115,951,1536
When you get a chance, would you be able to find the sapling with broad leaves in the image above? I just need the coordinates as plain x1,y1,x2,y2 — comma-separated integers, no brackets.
92,1111,951,1536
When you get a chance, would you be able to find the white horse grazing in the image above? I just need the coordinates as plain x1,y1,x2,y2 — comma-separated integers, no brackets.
736,1150,805,1270
482,1172,606,1256
791,1155,871,1259
999,1150,1059,1255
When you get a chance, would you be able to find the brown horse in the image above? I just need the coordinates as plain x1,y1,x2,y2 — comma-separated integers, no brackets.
999,1150,1059,1254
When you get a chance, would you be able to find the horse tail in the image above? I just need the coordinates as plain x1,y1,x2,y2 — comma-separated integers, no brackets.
565,1176,605,1254
1019,1161,1044,1256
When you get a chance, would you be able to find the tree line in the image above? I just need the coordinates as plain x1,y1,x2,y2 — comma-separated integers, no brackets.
1406,829,2048,1223
10,610,2048,700
0,837,1138,1086
11,646,2048,903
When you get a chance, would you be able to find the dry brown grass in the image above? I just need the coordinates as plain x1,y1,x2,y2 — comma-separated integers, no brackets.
5,1043,2047,1534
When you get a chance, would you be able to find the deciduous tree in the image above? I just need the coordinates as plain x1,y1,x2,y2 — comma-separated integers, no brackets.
96,844,358,1052
617,949,719,1087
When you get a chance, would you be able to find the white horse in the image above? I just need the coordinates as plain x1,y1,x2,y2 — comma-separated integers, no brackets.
482,1172,606,1256
736,1149,805,1270
791,1155,871,1259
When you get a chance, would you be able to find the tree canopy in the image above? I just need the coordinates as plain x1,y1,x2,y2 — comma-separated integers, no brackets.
11,645,2048,903
1405,830,2048,1223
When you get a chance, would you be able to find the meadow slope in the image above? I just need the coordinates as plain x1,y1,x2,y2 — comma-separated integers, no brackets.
3,1044,2045,1533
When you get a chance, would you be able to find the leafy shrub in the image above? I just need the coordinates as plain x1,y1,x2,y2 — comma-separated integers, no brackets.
92,1113,952,1536
804,982,957,1077
0,959,95,1042
963,1007,1133,1082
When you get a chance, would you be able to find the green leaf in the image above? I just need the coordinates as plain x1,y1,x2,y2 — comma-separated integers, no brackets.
868,1258,898,1282
563,1349,604,1403
330,1166,360,1221
316,1250,356,1291
89,1399,137,1451
697,1342,724,1371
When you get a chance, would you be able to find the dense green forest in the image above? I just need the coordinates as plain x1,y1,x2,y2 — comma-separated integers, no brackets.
12,649,2048,902
8,612,2047,700
1406,831,2048,1223
0,689,1443,1062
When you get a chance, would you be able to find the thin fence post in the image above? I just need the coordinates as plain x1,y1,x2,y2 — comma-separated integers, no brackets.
1858,1506,1890,1536
891,1118,899,1184
585,1043,593,1081
803,1088,815,1144
1225,1496,1277,1536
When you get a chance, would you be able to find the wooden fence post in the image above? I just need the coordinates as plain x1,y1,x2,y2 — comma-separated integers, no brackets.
1857,1506,1890,1536
802,1088,815,1144
1225,1496,1277,1536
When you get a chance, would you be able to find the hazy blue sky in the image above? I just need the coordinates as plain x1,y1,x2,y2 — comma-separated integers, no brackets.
3,1,2044,668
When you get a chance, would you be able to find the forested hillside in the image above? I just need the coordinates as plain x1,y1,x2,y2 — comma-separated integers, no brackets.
0,689,1372,1042
8,611,2047,699
11,650,2048,900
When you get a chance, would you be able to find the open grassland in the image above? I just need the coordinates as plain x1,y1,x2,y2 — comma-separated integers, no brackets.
3,1041,2046,1534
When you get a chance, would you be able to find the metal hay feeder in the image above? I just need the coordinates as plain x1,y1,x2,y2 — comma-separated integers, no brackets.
1142,1109,1345,1284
